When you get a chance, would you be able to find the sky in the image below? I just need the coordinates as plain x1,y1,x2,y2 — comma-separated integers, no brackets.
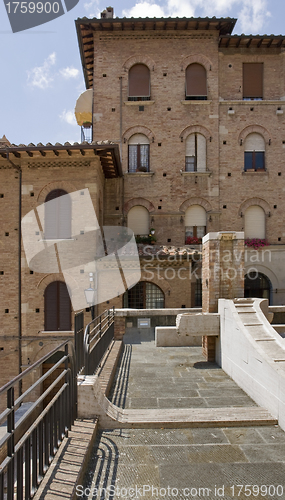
0,0,285,146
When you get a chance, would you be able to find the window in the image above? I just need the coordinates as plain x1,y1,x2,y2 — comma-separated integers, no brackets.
45,189,71,239
185,133,206,172
128,64,150,101
123,281,165,308
44,281,71,331
244,133,265,171
245,272,271,303
243,63,263,100
127,206,149,236
128,134,150,172
185,205,206,243
244,206,265,239
185,64,207,100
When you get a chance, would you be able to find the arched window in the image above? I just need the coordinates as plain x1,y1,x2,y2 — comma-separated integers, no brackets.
244,206,265,239
45,189,71,239
185,63,207,100
244,133,265,171
128,134,150,173
185,205,206,243
244,272,271,303
123,281,165,308
127,206,149,236
128,64,150,101
44,281,71,331
185,133,206,172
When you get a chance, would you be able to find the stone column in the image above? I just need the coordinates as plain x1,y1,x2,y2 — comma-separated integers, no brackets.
202,232,244,360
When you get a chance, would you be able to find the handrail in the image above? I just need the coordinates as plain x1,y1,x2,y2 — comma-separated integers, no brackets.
0,339,77,500
0,340,69,396
83,307,115,375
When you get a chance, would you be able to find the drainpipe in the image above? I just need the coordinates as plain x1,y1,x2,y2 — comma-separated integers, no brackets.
119,76,125,226
6,152,22,396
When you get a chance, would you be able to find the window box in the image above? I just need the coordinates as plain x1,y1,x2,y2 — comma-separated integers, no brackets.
185,236,202,245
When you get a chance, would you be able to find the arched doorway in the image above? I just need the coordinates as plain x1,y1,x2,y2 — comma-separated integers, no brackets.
123,282,165,309
244,271,271,303
44,281,71,331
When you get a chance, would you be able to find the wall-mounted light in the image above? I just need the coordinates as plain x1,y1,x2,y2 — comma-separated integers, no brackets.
209,215,212,222
268,212,271,217
151,216,154,224
124,138,127,144
168,290,171,296
240,212,243,217
152,137,155,143
209,137,212,142
206,279,208,287
240,139,243,146
180,136,183,142
268,139,271,145
180,216,184,223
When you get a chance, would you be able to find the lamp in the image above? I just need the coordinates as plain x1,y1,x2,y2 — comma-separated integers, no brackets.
84,272,95,307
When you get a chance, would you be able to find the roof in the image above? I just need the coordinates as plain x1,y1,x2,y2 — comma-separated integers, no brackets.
0,141,122,179
75,16,237,89
219,34,285,49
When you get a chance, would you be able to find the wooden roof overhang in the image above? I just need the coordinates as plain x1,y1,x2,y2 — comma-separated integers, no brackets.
219,34,285,49
76,16,237,89
0,142,122,179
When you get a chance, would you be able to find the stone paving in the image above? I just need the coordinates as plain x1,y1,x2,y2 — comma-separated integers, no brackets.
80,331,285,500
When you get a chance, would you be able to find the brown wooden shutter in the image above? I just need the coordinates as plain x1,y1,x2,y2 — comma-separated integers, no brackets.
186,64,207,97
59,282,71,331
45,189,71,239
44,281,71,331
243,63,263,99
44,282,58,331
129,64,150,98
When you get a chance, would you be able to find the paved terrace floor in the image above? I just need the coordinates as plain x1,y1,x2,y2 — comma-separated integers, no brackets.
80,331,285,500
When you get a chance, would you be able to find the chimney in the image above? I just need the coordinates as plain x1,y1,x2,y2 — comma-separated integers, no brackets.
101,6,114,18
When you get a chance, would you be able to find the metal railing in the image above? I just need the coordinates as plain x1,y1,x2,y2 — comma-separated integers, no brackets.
74,310,84,374
84,308,115,375
0,340,77,500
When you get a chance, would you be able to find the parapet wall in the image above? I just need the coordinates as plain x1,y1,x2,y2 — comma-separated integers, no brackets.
218,298,285,431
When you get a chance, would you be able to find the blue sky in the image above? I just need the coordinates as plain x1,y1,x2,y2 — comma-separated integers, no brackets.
0,0,285,145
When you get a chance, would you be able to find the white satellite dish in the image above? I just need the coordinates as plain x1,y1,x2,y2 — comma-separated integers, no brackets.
74,89,93,126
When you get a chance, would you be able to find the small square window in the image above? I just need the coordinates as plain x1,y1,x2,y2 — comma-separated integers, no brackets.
30,270,33,274
36,308,40,313
139,106,144,111
5,309,9,313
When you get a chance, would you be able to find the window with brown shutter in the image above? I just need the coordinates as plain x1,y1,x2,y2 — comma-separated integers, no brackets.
45,189,71,239
185,64,207,100
243,63,263,100
44,281,71,331
128,64,150,101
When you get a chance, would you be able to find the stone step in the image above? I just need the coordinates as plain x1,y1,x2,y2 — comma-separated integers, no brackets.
105,405,277,428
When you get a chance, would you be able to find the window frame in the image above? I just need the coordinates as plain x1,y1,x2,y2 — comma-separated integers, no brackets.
185,63,207,101
128,144,150,173
244,151,265,171
123,281,165,309
128,64,151,101
243,62,263,101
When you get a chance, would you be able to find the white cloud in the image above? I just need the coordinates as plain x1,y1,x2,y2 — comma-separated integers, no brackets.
84,0,100,17
60,67,80,79
27,52,56,90
122,2,165,18
59,110,77,127
122,0,270,33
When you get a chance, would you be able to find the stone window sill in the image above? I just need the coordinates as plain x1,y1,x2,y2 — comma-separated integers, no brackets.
124,172,155,176
124,100,155,106
181,171,212,177
181,100,212,105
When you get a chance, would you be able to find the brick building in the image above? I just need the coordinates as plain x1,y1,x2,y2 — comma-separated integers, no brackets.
76,11,285,310
1,11,285,390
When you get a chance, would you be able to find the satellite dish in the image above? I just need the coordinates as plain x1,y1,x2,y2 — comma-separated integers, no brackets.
74,89,93,126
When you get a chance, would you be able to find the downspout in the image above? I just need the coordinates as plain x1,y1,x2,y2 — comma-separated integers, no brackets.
6,152,22,396
119,76,125,226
